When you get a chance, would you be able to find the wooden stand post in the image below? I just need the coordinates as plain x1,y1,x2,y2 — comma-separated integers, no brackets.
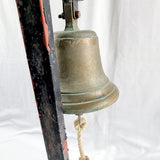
15,0,69,160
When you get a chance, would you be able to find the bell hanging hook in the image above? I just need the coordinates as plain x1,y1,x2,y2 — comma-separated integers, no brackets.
58,0,83,31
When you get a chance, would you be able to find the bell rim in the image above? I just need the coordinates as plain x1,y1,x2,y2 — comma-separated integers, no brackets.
62,85,119,114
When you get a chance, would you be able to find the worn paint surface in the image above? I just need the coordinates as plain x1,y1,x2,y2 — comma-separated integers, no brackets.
15,0,69,160
63,140,69,155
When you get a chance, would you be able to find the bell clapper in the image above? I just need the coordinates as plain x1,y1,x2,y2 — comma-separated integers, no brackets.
74,115,89,160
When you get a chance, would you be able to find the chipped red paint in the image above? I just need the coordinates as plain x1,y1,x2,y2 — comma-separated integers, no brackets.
48,144,52,150
58,143,61,147
39,0,51,52
63,140,69,155
39,114,44,117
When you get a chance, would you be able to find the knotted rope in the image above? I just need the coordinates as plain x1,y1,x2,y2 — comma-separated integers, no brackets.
74,115,90,160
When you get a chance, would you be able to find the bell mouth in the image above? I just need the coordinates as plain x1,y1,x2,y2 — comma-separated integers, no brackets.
61,83,119,115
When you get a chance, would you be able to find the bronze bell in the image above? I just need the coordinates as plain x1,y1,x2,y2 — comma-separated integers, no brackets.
54,2,119,115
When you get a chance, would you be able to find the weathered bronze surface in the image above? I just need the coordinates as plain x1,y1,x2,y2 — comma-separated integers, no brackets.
54,30,119,114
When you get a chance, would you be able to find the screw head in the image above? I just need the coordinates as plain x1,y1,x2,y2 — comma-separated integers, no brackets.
75,11,81,19
58,13,65,19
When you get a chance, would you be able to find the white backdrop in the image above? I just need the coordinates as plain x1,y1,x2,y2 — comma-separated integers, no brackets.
1,0,160,160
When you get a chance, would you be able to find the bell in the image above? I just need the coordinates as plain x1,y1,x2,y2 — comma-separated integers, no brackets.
54,3,119,115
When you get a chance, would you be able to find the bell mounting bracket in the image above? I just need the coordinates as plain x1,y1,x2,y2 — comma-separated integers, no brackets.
59,0,83,31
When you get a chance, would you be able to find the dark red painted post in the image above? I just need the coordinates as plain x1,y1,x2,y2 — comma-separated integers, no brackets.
15,0,69,160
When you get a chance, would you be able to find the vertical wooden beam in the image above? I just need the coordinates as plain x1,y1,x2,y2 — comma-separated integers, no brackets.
15,0,69,160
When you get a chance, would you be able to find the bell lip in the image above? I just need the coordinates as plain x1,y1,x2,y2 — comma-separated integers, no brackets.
61,81,117,103
62,86,119,115
63,87,116,105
